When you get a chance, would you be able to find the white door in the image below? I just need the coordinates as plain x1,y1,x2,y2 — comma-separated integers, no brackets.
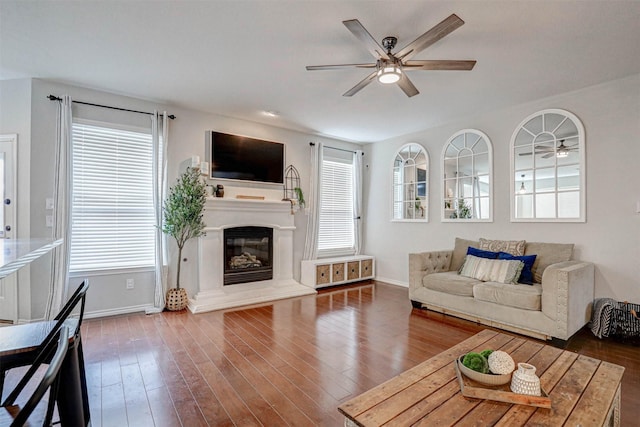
0,134,17,323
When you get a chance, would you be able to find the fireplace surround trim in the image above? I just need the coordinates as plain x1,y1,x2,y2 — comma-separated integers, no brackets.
188,197,316,313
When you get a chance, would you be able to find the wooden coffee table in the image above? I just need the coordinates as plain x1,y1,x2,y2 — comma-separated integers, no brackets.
339,329,624,426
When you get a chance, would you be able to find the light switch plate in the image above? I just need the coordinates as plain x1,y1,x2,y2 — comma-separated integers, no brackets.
46,198,54,210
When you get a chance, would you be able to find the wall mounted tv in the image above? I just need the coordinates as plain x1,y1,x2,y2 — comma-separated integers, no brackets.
205,131,285,185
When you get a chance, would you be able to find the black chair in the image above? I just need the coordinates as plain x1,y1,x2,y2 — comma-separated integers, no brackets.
0,281,90,426
0,326,69,427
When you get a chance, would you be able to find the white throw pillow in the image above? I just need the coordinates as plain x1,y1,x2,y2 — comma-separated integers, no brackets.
460,255,524,284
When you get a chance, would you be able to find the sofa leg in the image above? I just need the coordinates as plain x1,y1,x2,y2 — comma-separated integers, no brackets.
411,300,423,309
550,337,569,349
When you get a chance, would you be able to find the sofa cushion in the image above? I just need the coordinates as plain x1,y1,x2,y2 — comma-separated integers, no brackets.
479,238,526,256
497,252,537,285
451,238,479,271
524,242,574,283
459,255,524,284
423,271,477,297
473,282,542,311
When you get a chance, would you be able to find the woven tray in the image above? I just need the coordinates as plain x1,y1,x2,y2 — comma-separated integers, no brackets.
454,359,551,409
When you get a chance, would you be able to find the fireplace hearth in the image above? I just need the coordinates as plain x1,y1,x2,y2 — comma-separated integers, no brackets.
224,226,273,285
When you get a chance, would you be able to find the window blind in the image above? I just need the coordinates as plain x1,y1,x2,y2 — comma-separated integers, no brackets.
70,122,156,272
317,153,355,256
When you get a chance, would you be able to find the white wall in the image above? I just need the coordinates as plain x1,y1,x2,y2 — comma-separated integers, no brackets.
363,74,640,300
24,78,359,318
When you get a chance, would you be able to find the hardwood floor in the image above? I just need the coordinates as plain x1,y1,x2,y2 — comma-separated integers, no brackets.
6,281,639,426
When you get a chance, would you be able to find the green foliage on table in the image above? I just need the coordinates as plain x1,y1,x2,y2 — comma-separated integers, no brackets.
162,167,207,289
462,352,489,373
480,349,494,359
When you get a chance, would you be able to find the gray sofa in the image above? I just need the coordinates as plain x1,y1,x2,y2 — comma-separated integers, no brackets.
409,238,595,341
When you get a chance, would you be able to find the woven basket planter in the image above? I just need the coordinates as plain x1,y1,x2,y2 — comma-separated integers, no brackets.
166,288,188,311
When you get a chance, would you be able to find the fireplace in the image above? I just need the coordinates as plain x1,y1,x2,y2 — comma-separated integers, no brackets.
190,197,316,313
224,226,273,285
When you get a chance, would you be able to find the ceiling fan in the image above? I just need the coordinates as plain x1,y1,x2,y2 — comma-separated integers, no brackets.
306,14,476,97
519,140,579,159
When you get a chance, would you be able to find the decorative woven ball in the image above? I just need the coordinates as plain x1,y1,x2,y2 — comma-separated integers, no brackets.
488,350,515,375
166,288,188,311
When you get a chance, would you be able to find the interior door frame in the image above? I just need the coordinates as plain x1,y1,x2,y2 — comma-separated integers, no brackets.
0,134,18,323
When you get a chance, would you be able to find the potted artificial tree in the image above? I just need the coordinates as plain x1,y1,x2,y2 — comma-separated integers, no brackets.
162,167,207,310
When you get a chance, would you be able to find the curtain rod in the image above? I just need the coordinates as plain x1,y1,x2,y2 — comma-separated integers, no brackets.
309,142,364,155
47,95,176,120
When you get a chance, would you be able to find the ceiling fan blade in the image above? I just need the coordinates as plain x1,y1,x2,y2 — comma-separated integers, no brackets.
342,71,377,97
403,60,476,71
542,152,555,159
395,14,465,61
397,74,419,97
518,152,534,156
343,19,390,60
306,63,376,71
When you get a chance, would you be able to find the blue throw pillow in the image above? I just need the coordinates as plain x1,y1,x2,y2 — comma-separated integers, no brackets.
467,246,500,259
498,252,537,284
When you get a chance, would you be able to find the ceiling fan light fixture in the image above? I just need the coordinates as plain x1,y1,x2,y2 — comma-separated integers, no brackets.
377,63,402,84
556,149,569,158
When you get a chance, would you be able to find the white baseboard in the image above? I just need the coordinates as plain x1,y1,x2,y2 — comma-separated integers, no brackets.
15,304,156,323
84,304,155,319
374,277,408,288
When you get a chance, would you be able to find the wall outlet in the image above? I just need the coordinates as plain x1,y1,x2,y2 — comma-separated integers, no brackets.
126,279,134,290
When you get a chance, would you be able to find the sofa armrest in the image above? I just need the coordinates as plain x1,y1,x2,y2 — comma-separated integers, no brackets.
409,251,453,295
541,261,595,340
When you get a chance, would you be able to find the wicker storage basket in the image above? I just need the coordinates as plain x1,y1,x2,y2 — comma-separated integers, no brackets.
611,301,640,343
166,288,188,311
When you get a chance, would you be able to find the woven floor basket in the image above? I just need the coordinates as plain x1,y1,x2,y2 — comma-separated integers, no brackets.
166,288,188,311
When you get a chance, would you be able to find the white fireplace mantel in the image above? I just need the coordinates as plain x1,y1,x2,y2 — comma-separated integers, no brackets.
188,197,316,313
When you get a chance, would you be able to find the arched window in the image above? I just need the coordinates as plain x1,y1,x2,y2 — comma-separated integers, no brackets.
442,129,493,222
392,143,428,221
511,109,585,222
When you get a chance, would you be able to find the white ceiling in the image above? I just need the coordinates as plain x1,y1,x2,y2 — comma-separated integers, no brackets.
2,1,639,143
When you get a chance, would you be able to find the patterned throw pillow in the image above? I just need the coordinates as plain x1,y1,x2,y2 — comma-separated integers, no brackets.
479,238,526,256
497,252,537,285
459,255,524,284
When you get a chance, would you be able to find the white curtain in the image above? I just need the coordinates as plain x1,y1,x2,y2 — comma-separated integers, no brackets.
147,111,169,314
302,142,323,260
45,95,73,319
353,150,363,255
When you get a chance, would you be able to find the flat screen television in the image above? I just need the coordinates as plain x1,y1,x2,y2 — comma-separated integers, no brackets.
205,131,285,184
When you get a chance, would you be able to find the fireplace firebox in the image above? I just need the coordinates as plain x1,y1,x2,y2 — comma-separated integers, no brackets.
224,226,273,285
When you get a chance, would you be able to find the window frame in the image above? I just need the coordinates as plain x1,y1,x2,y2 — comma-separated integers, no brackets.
317,149,356,258
510,109,586,222
69,119,158,273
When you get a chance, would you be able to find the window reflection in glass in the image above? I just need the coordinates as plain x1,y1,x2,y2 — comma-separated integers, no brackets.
392,143,428,221
511,109,585,221
442,130,493,221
